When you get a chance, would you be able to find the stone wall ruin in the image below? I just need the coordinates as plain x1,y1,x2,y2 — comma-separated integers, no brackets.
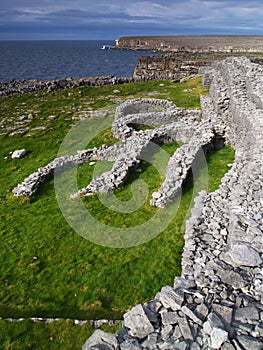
11,57,263,349
81,57,263,349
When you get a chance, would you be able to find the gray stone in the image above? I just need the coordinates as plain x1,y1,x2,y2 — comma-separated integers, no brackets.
94,319,108,328
82,329,118,350
189,342,201,350
142,305,159,324
120,337,142,350
237,335,263,350
181,305,203,325
11,149,27,159
123,304,154,339
172,325,182,340
171,342,187,350
161,311,179,325
204,313,225,333
195,303,209,320
174,277,196,298
161,325,174,341
227,243,263,267
210,327,228,349
255,322,263,337
217,269,248,289
157,340,177,350
212,304,233,330
220,342,236,350
156,286,184,311
141,333,158,349
177,317,193,341
147,300,162,314
234,306,259,322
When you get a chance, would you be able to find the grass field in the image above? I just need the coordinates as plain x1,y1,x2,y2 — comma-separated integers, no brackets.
0,78,235,348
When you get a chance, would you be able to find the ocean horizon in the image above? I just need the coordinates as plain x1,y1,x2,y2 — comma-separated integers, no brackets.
0,40,160,83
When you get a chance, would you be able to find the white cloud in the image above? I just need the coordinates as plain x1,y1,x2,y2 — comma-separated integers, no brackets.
125,1,169,18
1,0,263,39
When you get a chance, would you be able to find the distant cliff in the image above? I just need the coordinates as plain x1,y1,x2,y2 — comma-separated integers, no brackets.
116,35,263,53
133,52,263,81
133,52,218,81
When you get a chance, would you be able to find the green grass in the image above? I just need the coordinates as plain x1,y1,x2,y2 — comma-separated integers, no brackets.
0,78,234,348
0,319,121,350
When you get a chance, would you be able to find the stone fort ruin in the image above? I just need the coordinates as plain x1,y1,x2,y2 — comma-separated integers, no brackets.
13,57,263,349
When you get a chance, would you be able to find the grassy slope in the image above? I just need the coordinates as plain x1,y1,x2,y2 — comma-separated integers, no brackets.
0,79,235,348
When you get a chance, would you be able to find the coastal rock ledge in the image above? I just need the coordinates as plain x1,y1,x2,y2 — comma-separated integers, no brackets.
82,57,263,350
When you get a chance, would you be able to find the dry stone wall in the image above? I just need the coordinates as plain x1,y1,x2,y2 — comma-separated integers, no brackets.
82,57,263,349
0,76,133,98
13,97,215,208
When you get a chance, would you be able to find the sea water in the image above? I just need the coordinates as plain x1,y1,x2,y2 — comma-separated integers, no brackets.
0,40,160,82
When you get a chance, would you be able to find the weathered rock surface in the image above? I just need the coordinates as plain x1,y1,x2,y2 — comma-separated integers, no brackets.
123,304,154,339
82,329,119,350
227,243,262,267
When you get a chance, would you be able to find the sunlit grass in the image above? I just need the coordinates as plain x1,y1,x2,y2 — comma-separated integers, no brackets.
0,78,234,348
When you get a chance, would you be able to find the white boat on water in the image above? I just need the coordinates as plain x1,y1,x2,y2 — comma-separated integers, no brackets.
101,45,112,50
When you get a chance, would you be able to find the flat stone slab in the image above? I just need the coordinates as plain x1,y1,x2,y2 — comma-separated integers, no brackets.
227,243,262,267
82,329,118,350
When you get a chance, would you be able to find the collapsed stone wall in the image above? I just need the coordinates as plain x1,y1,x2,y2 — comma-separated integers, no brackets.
82,57,263,349
13,96,216,209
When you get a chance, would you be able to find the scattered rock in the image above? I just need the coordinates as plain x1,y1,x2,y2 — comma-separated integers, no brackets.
11,149,27,159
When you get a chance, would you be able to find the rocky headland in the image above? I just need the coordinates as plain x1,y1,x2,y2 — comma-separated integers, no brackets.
116,35,263,53
116,35,263,82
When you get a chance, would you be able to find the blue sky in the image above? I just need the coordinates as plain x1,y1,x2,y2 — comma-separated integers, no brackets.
0,0,263,40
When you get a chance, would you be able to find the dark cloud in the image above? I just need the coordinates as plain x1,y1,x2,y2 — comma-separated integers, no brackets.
0,0,262,40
